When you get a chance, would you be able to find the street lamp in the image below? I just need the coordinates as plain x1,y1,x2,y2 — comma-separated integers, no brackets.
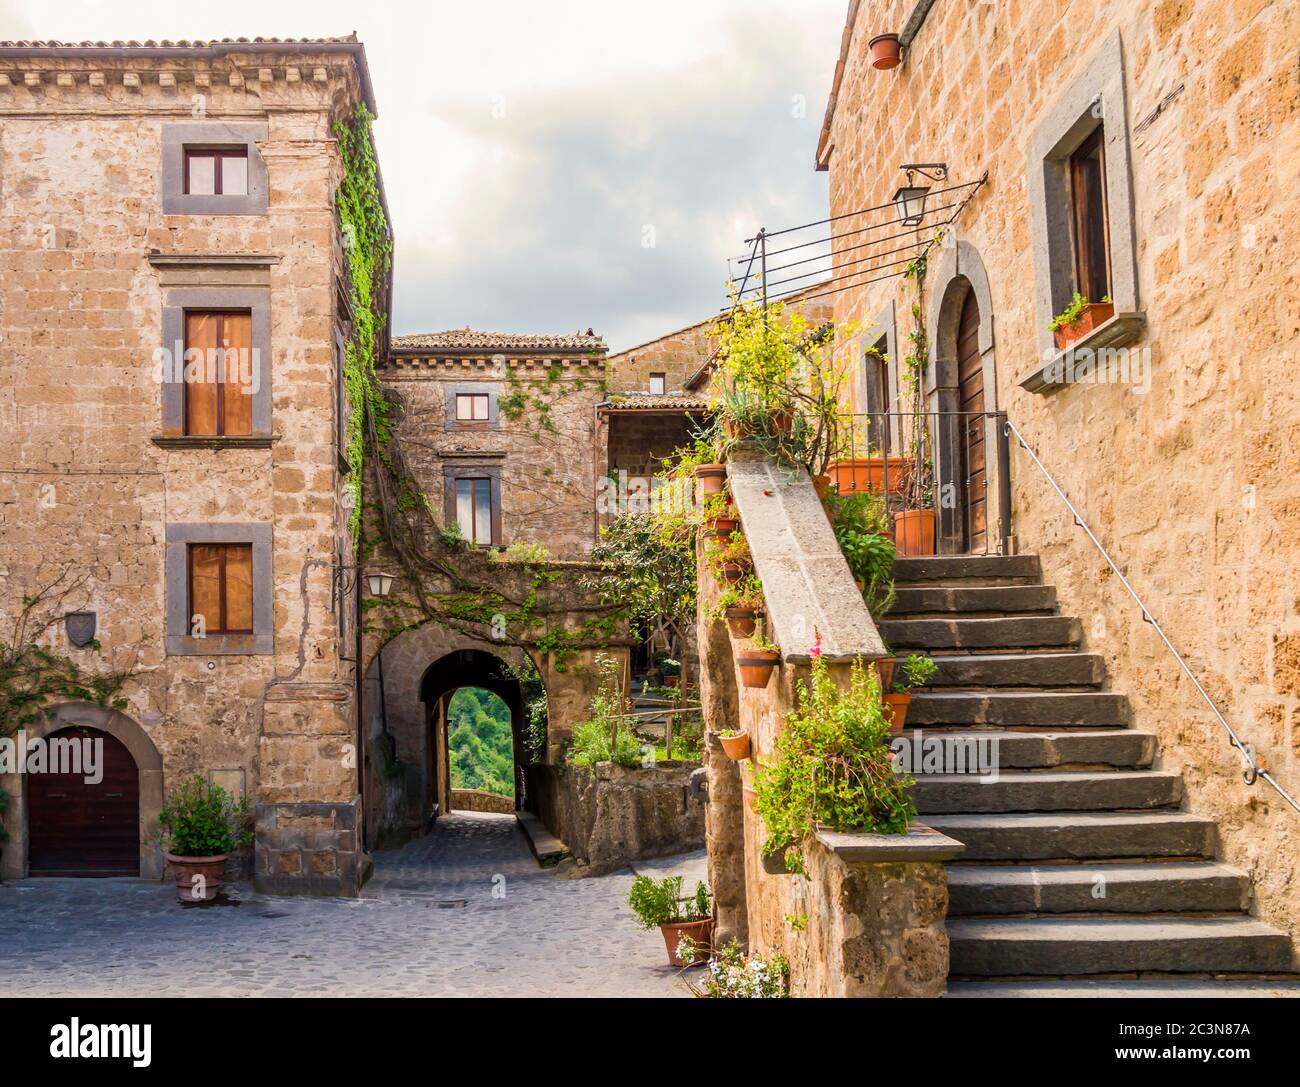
366,571,396,598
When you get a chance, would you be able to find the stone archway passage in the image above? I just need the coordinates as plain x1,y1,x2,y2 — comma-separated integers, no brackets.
27,726,140,876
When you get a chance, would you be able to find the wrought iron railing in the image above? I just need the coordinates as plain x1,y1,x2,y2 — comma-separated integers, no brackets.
1003,417,1300,815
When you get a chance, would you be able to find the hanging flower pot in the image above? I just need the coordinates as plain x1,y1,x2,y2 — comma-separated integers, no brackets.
719,730,751,761
694,463,727,495
828,456,910,496
1052,300,1116,350
742,786,758,814
868,33,902,70
702,515,739,537
721,561,748,582
871,656,897,692
725,607,759,639
736,648,780,688
894,508,936,556
882,691,911,734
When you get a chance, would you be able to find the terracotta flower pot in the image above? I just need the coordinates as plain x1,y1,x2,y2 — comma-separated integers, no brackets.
868,33,902,70
743,786,758,814
719,731,751,761
882,692,911,734
721,561,748,581
166,852,229,903
894,508,936,556
694,463,727,495
829,456,910,495
725,607,758,638
813,473,834,504
702,515,739,537
769,409,794,436
761,841,795,875
1053,301,1115,350
660,918,713,967
871,656,897,691
737,649,780,688
664,675,680,688
724,418,752,441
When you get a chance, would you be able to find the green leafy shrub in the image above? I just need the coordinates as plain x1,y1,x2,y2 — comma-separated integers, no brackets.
158,775,252,858
894,653,938,693
627,874,711,928
826,489,896,619
491,541,551,564
566,655,641,768
753,654,915,873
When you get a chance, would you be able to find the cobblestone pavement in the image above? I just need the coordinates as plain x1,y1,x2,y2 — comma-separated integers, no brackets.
0,812,688,997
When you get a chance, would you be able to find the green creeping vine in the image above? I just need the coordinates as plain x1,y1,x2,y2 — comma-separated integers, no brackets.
333,108,628,669
335,104,394,546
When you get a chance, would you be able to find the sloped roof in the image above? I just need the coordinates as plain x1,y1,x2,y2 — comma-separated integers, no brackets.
0,36,360,48
391,329,606,353
601,394,712,412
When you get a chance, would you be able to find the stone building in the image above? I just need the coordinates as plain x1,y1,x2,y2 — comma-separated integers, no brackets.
0,37,387,896
705,0,1299,982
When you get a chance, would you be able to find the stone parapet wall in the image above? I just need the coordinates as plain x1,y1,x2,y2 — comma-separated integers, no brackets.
527,761,705,875
452,789,515,814
254,798,366,897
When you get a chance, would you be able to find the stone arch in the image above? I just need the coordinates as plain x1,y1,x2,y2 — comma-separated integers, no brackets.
3,702,165,880
923,240,1000,553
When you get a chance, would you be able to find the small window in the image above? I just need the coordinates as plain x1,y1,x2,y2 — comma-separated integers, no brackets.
183,148,249,196
188,543,253,634
455,392,490,422
1069,128,1111,302
864,339,891,453
184,311,254,436
455,478,494,545
648,373,666,396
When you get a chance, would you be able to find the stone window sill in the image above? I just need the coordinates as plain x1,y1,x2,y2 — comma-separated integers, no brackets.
165,633,274,656
152,434,278,450
814,823,966,864
1018,311,1147,394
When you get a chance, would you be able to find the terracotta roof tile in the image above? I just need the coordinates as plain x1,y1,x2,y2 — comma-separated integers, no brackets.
0,36,360,49
602,394,712,411
391,329,606,352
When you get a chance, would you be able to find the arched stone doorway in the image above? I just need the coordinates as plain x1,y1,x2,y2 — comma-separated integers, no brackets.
2,703,164,880
926,240,999,554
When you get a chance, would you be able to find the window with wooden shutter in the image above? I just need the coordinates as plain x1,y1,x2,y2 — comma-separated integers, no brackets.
455,393,490,422
1069,128,1111,302
188,543,254,634
455,478,494,545
184,311,254,436
183,148,249,196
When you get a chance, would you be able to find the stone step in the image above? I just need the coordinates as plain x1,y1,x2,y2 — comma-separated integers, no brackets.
907,690,1130,728
881,616,1081,650
900,729,1155,769
891,584,1057,616
925,652,1105,688
912,770,1181,814
947,861,1249,916
947,979,1300,997
893,554,1042,583
948,916,1294,976
924,811,1217,861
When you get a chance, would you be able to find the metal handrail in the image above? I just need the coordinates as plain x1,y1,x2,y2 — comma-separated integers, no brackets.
1003,417,1300,814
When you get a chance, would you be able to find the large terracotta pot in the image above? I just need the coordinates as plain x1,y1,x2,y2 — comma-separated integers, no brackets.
894,508,936,555
660,918,713,967
166,852,229,903
694,464,727,495
868,33,902,70
719,731,751,761
1053,301,1115,350
829,456,910,495
725,607,758,638
736,650,780,688
882,692,911,734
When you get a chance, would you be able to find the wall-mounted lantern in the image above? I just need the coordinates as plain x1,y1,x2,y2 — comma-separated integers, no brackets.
366,571,396,598
893,163,949,227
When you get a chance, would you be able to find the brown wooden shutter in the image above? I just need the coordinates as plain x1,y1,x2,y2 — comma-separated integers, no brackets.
189,544,223,632
184,313,220,435
221,313,254,436
224,544,254,631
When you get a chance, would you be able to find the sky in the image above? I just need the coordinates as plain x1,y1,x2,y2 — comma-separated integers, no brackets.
0,0,847,351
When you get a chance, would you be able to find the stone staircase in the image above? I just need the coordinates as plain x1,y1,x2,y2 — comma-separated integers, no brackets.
882,554,1297,988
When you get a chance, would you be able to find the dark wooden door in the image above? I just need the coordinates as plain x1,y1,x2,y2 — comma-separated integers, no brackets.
957,290,987,552
28,727,139,877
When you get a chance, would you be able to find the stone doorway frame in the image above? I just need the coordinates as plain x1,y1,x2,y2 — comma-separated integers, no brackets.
1,702,165,881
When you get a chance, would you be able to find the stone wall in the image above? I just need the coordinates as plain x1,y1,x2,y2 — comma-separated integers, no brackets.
0,44,376,895
821,0,1300,939
528,760,705,876
451,789,515,814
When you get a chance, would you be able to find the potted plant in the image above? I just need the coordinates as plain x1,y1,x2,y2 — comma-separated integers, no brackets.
158,774,251,903
1049,292,1114,349
627,874,713,967
752,654,916,874
882,653,939,733
718,575,763,638
736,627,781,689
711,531,752,582
701,492,738,537
659,657,681,687
826,489,897,620
718,728,751,761
677,938,789,997
868,33,902,70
